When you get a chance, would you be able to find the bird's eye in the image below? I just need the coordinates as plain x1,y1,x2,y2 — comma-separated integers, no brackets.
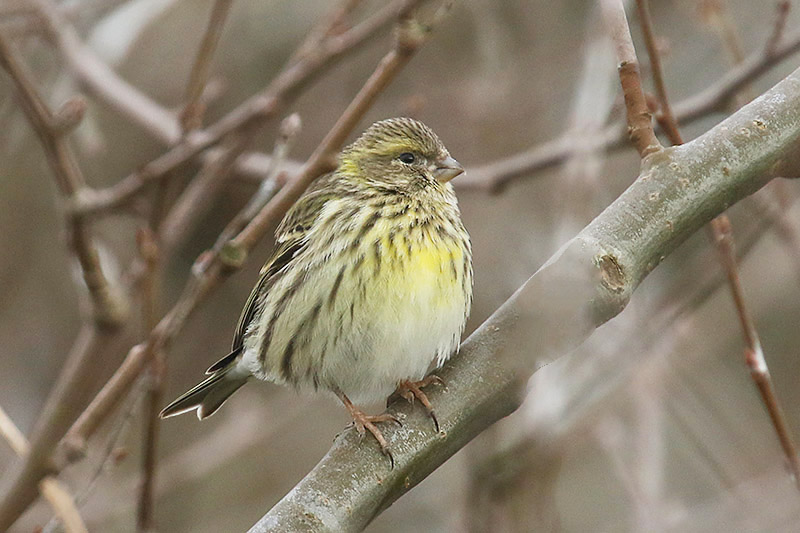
398,152,416,164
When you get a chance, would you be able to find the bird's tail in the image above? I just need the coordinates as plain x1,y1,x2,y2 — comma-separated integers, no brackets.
160,350,248,420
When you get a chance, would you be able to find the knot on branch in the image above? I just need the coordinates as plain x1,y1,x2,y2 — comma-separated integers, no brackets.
51,97,87,135
92,283,130,330
219,241,248,269
596,253,626,293
394,16,429,54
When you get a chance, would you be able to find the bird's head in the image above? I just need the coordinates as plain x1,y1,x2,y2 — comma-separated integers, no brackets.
339,117,464,192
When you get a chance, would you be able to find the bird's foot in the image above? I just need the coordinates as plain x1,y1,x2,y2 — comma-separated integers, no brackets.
393,375,445,432
337,390,400,467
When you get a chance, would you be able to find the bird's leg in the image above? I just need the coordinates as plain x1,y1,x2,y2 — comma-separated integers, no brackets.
335,389,400,467
392,375,445,432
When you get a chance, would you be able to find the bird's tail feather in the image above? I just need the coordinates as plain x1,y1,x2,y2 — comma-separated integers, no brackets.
160,357,247,420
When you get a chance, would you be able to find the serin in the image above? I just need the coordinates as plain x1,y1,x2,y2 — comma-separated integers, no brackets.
161,117,473,462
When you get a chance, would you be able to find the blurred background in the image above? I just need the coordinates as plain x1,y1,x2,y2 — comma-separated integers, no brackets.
3,0,800,531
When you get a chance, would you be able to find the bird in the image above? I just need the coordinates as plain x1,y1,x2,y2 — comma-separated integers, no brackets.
160,117,472,462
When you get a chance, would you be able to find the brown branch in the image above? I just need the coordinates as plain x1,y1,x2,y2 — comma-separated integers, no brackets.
30,0,181,143
0,7,435,531
458,27,800,192
179,0,234,132
0,31,126,327
0,29,130,531
711,217,800,490
68,0,408,217
635,0,682,144
213,113,302,254
135,228,164,532
157,123,260,253
600,0,662,157
0,407,88,533
637,0,800,491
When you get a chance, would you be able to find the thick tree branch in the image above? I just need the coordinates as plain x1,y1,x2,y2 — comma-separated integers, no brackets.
249,66,800,532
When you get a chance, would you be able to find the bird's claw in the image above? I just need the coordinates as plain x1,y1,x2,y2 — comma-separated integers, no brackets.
394,375,444,432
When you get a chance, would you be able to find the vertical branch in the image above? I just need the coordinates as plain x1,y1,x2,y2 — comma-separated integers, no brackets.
635,0,682,143
136,229,164,532
180,0,235,132
599,0,662,157
637,0,800,490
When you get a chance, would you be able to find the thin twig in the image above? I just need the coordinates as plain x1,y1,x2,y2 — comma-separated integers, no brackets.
45,379,145,533
711,217,800,489
0,29,129,531
637,0,800,491
0,406,88,533
67,0,409,217
635,0,682,143
458,27,800,192
180,0,234,132
212,113,302,254
135,228,164,532
52,0,430,499
600,0,662,157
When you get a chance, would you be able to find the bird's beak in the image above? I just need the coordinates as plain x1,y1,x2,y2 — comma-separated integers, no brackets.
433,156,464,183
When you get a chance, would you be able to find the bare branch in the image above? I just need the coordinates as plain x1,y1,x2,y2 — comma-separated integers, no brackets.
68,0,408,216
711,213,800,489
179,0,234,132
458,28,800,192
30,0,181,143
600,0,662,157
0,31,127,327
248,61,800,533
0,7,444,531
635,0,682,144
0,407,88,533
637,0,800,488
135,228,164,532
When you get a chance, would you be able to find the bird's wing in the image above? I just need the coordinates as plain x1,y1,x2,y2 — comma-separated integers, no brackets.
230,171,340,352
275,170,341,242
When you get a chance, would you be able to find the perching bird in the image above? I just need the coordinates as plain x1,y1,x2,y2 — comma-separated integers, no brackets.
160,117,472,460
